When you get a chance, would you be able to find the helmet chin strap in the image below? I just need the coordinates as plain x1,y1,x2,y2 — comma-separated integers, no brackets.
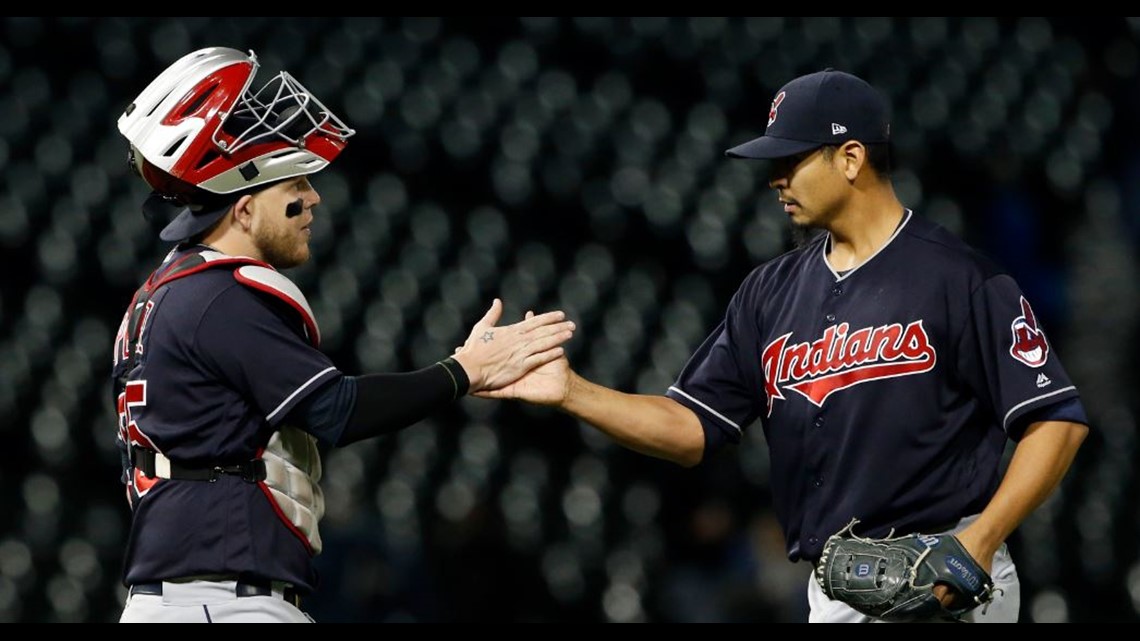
285,199,303,218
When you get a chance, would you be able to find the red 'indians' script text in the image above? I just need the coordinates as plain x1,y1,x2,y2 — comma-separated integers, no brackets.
762,320,936,412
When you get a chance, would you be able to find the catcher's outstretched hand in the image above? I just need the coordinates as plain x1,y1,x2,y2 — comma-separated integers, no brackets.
452,300,576,393
473,310,573,406
815,519,997,622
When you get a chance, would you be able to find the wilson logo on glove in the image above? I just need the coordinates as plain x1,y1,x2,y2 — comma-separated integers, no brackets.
946,555,981,590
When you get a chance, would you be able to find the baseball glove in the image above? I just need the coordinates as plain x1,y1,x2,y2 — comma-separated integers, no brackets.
815,519,997,622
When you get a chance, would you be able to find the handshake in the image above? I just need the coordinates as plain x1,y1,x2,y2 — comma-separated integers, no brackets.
449,298,577,405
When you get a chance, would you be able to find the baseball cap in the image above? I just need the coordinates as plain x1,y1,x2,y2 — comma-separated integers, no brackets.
143,179,280,242
144,196,233,242
725,68,890,160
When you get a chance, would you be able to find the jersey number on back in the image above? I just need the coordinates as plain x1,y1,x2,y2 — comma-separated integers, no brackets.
117,380,160,498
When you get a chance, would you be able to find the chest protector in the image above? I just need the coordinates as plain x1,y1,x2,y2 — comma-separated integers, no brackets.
260,420,325,555
117,248,327,555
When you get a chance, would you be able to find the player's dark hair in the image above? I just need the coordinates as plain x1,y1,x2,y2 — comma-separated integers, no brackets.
865,143,892,178
821,143,892,180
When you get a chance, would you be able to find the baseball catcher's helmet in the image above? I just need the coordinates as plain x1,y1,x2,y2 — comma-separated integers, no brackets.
118,46,355,202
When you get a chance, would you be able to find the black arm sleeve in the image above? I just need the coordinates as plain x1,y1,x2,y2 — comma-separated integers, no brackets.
340,358,469,445
287,358,471,446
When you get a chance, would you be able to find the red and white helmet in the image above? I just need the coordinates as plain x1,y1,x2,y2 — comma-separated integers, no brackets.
118,46,354,200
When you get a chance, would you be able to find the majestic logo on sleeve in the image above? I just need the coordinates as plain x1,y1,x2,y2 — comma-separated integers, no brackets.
1009,296,1049,368
761,321,937,415
768,91,786,127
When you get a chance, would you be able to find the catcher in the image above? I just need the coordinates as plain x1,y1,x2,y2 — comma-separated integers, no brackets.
112,47,575,623
481,69,1090,622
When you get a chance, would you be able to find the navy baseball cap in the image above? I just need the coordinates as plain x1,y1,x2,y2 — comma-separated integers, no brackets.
142,180,285,242
145,196,234,242
725,68,890,160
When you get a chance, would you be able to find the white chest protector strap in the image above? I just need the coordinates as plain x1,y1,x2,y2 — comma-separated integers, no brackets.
260,425,326,555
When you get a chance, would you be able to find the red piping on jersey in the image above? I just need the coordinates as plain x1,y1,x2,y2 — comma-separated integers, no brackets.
253,446,316,556
232,270,321,348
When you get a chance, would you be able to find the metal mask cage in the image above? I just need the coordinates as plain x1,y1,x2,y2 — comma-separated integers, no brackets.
211,53,355,155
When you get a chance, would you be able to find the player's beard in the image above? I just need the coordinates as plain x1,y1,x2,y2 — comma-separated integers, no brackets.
789,220,824,249
253,217,310,269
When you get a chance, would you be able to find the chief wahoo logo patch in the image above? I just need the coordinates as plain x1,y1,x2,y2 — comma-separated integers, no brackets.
768,91,786,127
1010,296,1049,368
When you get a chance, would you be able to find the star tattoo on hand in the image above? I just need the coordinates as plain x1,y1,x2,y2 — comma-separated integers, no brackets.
480,331,494,343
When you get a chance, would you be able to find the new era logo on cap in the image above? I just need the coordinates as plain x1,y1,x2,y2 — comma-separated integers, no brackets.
725,68,891,160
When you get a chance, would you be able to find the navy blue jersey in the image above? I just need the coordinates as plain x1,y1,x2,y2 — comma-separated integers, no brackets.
665,210,1082,562
112,247,340,590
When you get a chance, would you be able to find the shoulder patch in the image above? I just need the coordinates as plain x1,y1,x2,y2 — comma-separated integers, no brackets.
1009,296,1048,368
234,266,321,347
